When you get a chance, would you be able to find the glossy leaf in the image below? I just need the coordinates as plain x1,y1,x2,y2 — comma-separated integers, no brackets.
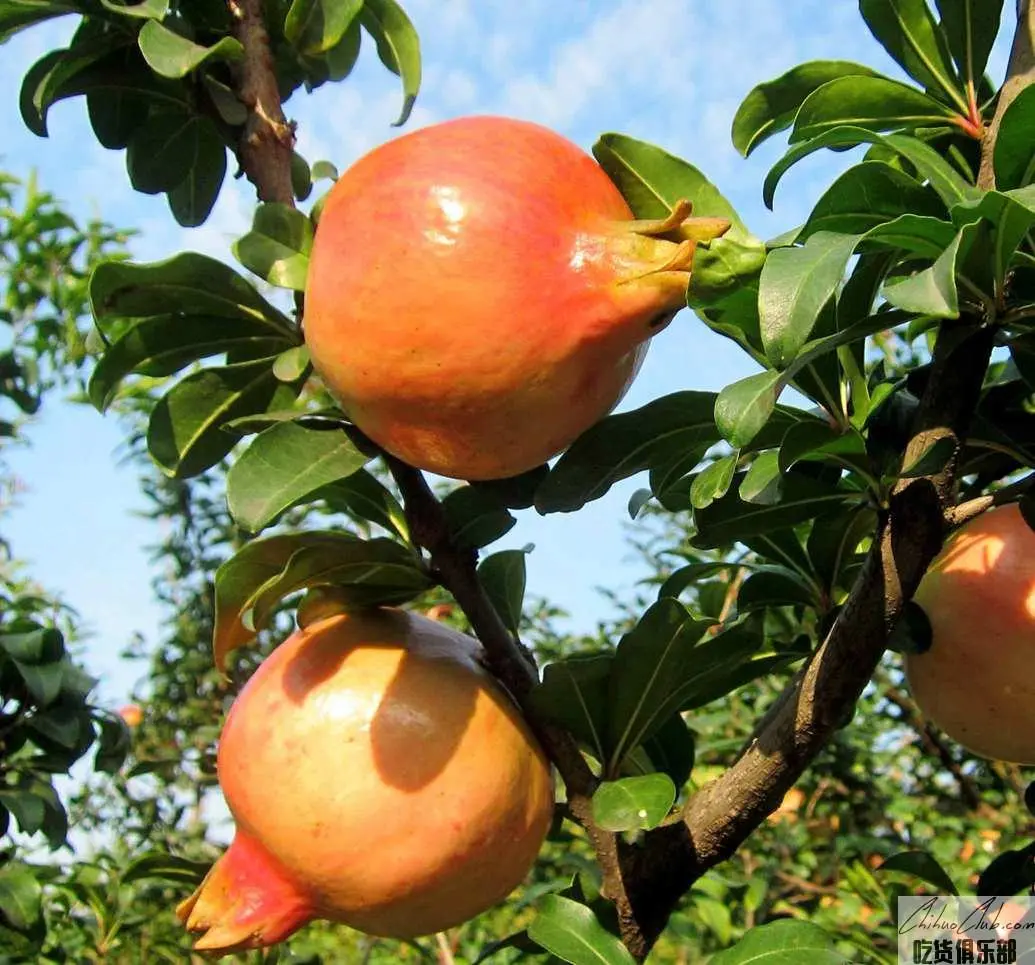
876,850,959,895
442,487,516,550
233,203,313,290
0,863,42,932
528,655,612,760
801,162,946,240
227,422,371,532
859,213,957,258
528,895,636,965
765,126,977,210
90,252,293,332
0,1,77,43
760,231,861,368
778,420,871,477
320,469,408,540
606,599,714,771
478,550,527,635
714,371,783,448
593,133,745,234
535,392,720,513
146,358,282,478
213,531,428,666
935,0,1005,88
859,0,963,105
165,117,227,227
88,314,293,411
99,0,169,18
731,60,883,156
882,223,976,317
592,775,676,832
739,450,783,505
694,471,852,548
246,538,430,632
709,919,848,964
137,20,243,78
285,0,363,56
690,453,738,510
360,0,421,126
790,76,954,143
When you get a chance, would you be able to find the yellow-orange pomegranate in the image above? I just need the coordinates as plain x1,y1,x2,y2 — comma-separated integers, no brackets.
304,115,728,481
117,703,143,728
906,503,1035,763
178,608,554,955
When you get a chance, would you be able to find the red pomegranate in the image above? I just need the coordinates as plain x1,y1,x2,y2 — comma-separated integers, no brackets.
907,503,1035,762
304,115,728,480
178,608,554,954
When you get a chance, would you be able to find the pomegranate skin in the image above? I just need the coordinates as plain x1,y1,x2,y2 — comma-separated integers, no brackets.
304,115,726,480
178,608,554,954
906,504,1035,763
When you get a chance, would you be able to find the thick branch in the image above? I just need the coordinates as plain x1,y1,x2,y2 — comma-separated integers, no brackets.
977,0,1035,189
226,0,295,204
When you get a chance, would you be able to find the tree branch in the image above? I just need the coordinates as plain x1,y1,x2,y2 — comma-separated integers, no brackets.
977,0,1035,190
226,0,295,204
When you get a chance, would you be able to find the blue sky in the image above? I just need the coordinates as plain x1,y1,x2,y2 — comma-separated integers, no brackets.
0,1,1014,707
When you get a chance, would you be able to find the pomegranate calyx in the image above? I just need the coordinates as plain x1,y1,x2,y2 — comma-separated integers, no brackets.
177,832,314,957
626,198,732,245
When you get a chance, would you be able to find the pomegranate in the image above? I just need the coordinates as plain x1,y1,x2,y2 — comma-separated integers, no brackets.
117,703,143,728
906,503,1035,762
304,115,729,480
178,608,554,954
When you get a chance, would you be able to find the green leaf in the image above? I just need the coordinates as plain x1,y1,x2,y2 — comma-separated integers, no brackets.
166,117,227,227
20,36,131,138
90,252,293,332
760,231,861,368
320,469,408,540
997,89,1035,187
478,550,527,635
528,895,636,965
737,568,818,611
876,849,959,895
690,453,738,510
953,185,1035,288
121,852,211,886
778,420,871,477
859,213,958,258
807,507,876,593
360,0,421,126
528,655,612,761
694,471,852,548
227,422,371,532
291,151,312,201
859,0,964,107
633,714,695,788
127,108,206,194
285,0,363,55
535,392,721,513
87,81,146,150
93,713,131,774
88,314,294,411
273,345,310,382
592,775,676,832
0,628,63,665
790,76,955,144
233,203,313,290
935,0,1004,90
0,1,77,44
442,487,515,550
213,531,428,666
0,863,42,933
606,599,714,771
137,20,243,78
731,60,884,156
765,127,978,210
593,133,745,235
0,789,44,836
709,919,848,964
714,371,783,448
13,661,65,706
247,538,430,632
99,0,169,18
739,450,783,505
801,162,947,240
882,223,977,317
147,358,283,479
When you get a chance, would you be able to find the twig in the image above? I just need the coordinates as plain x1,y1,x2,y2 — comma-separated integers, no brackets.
226,0,295,204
